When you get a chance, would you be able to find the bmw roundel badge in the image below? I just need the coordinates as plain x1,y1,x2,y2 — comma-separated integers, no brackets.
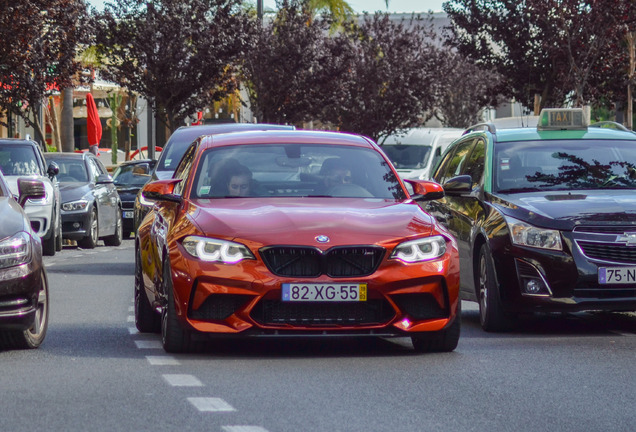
315,235,330,243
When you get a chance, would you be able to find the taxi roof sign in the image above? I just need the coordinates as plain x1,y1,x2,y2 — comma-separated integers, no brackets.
538,108,587,130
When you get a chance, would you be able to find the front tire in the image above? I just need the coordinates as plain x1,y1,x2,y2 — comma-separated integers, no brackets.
134,247,160,333
55,210,63,252
161,258,192,353
42,230,56,256
477,243,514,332
104,209,123,246
411,303,461,353
78,206,98,249
0,269,49,349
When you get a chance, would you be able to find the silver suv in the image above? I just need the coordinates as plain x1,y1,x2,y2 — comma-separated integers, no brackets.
0,139,62,256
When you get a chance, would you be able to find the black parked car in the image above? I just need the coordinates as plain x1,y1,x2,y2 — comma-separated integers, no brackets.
111,159,155,238
0,171,50,349
425,108,636,331
45,152,123,248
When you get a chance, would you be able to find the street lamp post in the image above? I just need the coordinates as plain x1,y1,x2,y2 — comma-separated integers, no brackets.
257,0,263,20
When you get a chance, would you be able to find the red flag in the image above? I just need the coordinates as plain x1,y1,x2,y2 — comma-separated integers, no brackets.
86,93,102,148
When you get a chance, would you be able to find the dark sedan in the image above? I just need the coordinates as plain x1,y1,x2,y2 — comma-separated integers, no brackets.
0,171,50,349
425,108,636,331
112,159,156,238
45,152,123,249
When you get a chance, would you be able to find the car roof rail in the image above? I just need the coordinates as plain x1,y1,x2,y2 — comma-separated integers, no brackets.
588,121,633,132
463,123,496,135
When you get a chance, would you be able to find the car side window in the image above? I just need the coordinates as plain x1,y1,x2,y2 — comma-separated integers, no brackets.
173,143,197,196
463,139,486,185
434,139,475,185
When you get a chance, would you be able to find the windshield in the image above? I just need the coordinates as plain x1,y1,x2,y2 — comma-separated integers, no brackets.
191,143,405,200
381,144,432,170
156,124,295,174
113,163,152,186
0,145,41,176
494,139,636,192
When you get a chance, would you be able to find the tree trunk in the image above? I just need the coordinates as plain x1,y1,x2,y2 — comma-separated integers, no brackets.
30,105,47,151
60,87,75,152
48,96,62,151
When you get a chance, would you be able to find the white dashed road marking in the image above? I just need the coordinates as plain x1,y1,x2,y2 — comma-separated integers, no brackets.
188,397,235,412
222,427,270,432
162,374,203,387
135,340,163,349
146,355,180,366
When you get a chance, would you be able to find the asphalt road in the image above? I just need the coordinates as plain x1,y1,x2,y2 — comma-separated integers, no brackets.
1,239,635,432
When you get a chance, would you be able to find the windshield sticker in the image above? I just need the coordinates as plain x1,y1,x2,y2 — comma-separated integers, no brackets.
165,159,171,165
199,186,211,195
500,158,510,171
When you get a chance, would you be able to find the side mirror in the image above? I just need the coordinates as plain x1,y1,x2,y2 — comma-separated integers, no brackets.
96,173,114,184
443,175,473,195
141,179,182,203
47,162,59,179
17,178,46,207
404,179,445,202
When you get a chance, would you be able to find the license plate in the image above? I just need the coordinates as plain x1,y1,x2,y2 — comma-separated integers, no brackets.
282,283,367,302
123,211,134,219
598,267,636,284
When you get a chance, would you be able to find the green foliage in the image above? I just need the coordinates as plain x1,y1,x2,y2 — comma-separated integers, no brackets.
0,0,90,137
444,0,636,110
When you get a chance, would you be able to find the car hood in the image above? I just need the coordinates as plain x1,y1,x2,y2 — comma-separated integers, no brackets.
493,189,636,229
0,197,29,236
189,198,435,246
59,182,91,202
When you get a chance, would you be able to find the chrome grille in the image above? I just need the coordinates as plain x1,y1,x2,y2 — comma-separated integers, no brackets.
573,225,636,234
577,241,636,264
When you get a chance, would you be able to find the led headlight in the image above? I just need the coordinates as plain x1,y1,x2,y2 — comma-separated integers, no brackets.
504,215,562,251
0,232,32,269
62,200,89,211
391,235,447,263
182,236,255,263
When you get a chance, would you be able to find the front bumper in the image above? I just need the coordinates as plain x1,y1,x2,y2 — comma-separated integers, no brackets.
167,243,461,336
24,202,54,239
0,261,43,330
61,209,92,240
492,229,636,313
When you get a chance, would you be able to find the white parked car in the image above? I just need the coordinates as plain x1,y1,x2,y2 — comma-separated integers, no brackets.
0,139,62,256
379,128,464,180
